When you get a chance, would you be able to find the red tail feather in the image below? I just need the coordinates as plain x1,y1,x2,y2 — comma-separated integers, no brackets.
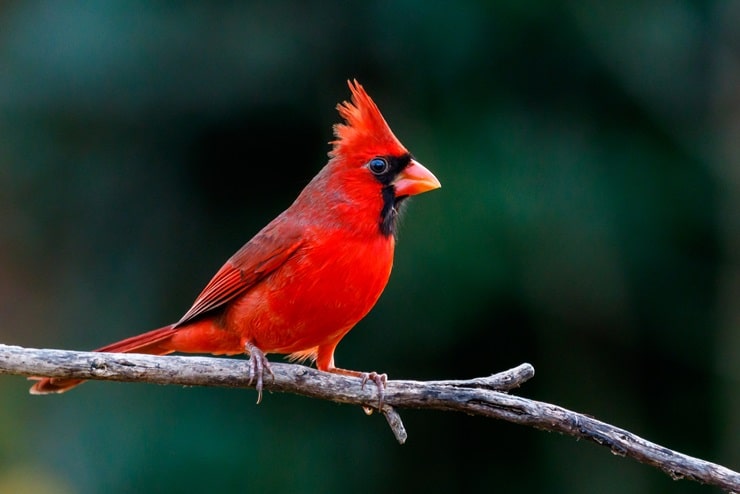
29,325,178,395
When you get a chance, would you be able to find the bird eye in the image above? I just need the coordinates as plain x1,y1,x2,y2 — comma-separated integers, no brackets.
367,157,389,175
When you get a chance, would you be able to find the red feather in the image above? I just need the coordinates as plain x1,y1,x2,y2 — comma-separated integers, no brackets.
30,81,440,398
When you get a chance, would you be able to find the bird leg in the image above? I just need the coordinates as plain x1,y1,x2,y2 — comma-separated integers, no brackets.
329,367,388,410
244,341,274,404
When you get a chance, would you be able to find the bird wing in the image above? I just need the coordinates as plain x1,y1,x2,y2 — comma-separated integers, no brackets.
175,217,304,327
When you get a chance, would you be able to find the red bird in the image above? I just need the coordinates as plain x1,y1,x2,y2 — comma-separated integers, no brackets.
29,80,440,402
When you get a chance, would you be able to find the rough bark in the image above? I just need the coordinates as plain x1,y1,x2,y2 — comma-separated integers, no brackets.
1,344,738,492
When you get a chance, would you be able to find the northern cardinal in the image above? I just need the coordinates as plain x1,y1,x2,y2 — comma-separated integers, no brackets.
29,80,440,403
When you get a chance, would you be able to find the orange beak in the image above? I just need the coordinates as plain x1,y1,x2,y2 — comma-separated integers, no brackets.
393,159,441,197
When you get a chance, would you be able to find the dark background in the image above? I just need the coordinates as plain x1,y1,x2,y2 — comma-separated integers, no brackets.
1,2,738,493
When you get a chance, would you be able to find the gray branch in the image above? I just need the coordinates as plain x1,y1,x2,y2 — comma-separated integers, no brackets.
1,344,738,492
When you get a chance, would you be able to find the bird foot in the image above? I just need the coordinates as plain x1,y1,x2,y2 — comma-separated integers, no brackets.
324,367,389,411
360,371,388,410
245,342,274,404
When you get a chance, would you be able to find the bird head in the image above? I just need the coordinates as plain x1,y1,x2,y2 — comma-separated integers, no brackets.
328,80,441,236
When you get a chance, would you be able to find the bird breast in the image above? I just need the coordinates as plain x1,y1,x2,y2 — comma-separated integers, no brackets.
223,228,395,354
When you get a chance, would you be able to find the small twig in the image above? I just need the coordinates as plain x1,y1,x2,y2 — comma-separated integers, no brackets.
1,344,738,492
380,405,407,444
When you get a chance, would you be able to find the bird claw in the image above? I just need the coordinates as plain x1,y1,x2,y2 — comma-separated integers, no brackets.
325,367,388,412
245,342,274,404
360,371,387,410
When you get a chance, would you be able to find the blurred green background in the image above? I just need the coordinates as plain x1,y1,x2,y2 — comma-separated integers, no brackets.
1,1,738,493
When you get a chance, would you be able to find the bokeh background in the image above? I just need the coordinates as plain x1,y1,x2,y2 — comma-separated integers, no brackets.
1,2,738,493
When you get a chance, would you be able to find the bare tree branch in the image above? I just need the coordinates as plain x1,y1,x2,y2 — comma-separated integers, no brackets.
1,344,738,492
